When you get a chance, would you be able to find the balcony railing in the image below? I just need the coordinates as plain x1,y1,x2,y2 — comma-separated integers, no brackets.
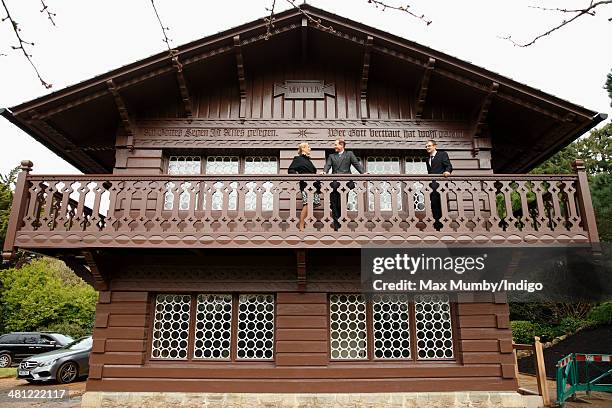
2,160,599,258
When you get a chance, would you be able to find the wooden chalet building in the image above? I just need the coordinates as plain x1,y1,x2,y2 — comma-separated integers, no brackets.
2,5,605,407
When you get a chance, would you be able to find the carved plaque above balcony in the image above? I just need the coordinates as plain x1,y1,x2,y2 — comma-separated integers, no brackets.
273,80,336,99
131,119,478,150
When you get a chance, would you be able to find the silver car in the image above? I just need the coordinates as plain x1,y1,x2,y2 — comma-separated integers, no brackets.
17,336,92,384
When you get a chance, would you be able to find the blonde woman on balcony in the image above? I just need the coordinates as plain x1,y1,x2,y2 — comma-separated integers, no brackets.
288,142,321,231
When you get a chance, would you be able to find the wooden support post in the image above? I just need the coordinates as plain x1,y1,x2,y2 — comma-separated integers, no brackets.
107,79,135,150
360,36,373,121
296,249,306,292
572,159,600,245
472,82,498,154
2,160,32,263
534,336,551,407
415,57,435,119
234,35,247,119
83,250,110,291
171,54,194,117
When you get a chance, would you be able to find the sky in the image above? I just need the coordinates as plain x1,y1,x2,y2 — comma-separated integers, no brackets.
0,0,610,176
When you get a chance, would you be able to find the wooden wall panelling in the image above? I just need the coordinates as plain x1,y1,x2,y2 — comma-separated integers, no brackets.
275,292,328,366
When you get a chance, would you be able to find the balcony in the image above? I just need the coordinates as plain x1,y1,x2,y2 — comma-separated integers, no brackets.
2,160,599,260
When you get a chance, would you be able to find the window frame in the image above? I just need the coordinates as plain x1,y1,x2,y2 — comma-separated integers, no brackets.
146,292,276,364
327,293,458,363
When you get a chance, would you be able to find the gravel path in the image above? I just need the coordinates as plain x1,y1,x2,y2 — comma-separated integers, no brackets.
0,376,85,408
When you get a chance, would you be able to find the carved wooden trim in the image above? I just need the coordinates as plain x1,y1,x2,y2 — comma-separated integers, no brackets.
234,35,247,119
296,249,306,291
301,17,308,63
471,82,498,154
171,54,193,118
415,58,435,119
360,36,373,121
107,79,135,149
83,250,110,291
132,119,472,149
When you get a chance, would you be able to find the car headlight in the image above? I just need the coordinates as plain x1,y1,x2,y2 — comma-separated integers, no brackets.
38,359,58,367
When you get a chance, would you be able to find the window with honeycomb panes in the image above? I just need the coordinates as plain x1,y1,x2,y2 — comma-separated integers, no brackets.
151,294,191,359
329,294,367,359
165,156,201,211
405,157,428,212
372,294,411,359
244,157,278,211
206,156,239,210
366,157,402,211
237,294,275,360
414,294,454,359
193,294,232,360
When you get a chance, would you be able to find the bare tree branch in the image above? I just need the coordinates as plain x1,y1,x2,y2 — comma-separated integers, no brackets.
39,0,56,26
264,0,277,40
149,0,182,71
1,0,52,88
149,0,174,52
283,0,336,33
367,0,432,25
502,0,612,47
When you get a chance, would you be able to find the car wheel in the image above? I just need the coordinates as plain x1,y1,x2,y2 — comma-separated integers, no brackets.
56,362,78,384
0,353,11,368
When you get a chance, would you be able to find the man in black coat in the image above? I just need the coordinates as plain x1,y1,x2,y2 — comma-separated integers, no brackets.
323,139,364,230
425,140,453,230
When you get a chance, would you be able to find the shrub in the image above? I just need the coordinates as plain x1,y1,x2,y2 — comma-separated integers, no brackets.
511,320,538,344
587,302,612,326
38,322,92,340
0,257,98,334
558,317,589,334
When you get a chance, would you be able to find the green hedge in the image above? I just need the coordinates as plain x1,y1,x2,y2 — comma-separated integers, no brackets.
0,257,97,336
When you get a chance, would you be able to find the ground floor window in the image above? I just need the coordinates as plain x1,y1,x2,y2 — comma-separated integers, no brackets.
329,293,454,361
150,293,275,361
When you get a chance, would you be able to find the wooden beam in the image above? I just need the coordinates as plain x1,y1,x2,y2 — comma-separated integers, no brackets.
83,250,110,291
360,36,373,121
171,54,193,117
415,57,435,119
106,79,135,149
27,112,108,173
472,81,499,139
234,35,247,119
301,17,308,63
296,249,306,292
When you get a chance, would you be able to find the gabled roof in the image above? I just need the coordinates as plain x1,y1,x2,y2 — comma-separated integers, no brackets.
2,4,605,173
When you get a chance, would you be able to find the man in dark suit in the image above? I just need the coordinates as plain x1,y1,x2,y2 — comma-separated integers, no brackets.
323,139,364,230
425,139,453,230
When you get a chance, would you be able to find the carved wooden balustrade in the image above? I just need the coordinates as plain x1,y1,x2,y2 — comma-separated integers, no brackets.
2,160,599,258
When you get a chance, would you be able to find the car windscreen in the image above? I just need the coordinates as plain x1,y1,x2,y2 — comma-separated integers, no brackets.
63,336,92,350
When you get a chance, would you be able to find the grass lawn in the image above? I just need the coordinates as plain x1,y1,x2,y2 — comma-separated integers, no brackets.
0,368,16,378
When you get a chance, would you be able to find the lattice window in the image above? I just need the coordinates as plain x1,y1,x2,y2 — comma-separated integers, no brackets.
346,157,363,212
405,157,428,212
151,294,191,359
367,157,402,212
165,156,201,210
193,294,232,360
329,294,367,359
414,294,454,359
206,156,239,210
244,157,277,211
372,294,411,359
237,294,275,360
